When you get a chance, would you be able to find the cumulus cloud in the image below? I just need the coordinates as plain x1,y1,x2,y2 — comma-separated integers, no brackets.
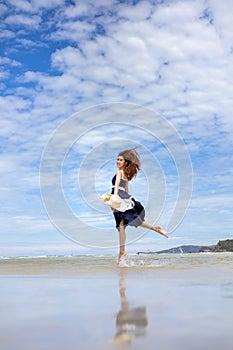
22,0,232,137
7,0,66,12
5,14,41,28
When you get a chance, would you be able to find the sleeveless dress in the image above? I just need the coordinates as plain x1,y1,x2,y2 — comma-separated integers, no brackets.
111,174,145,228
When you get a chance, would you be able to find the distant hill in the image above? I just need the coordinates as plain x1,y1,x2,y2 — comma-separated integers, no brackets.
137,239,233,255
216,239,233,252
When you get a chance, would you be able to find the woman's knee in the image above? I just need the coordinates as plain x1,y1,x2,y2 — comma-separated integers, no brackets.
118,220,125,230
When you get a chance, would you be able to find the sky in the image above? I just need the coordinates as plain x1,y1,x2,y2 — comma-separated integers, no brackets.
0,0,232,257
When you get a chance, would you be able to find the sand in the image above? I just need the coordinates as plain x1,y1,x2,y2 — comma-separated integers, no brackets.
0,254,232,350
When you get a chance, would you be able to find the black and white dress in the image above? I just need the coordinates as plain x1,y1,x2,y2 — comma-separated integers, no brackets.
111,174,145,229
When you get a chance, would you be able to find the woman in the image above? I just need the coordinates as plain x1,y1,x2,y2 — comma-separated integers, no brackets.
111,148,168,263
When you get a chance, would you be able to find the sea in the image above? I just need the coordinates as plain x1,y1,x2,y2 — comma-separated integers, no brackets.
0,251,233,275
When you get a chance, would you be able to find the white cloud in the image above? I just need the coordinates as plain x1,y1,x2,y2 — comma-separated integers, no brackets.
7,0,66,13
151,0,204,25
15,38,48,49
7,0,34,13
0,29,15,39
5,14,41,28
0,56,20,67
0,2,8,15
33,0,231,137
50,21,96,42
118,1,153,21
32,0,65,10
0,56,21,81
64,2,93,18
208,0,233,49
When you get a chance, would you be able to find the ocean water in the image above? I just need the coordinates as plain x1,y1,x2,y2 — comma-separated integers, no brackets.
0,253,232,350
0,252,233,275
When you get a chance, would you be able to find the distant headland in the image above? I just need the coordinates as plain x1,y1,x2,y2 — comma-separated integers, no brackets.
137,239,233,255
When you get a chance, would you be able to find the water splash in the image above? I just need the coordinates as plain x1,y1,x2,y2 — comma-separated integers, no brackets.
118,255,168,268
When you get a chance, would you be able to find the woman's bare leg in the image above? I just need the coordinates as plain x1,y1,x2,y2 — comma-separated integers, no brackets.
118,220,126,262
140,221,168,238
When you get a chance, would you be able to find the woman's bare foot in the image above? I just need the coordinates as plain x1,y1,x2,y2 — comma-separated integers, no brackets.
154,226,168,238
118,251,126,264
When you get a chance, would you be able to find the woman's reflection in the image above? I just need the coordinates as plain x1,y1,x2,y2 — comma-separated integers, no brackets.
113,270,148,345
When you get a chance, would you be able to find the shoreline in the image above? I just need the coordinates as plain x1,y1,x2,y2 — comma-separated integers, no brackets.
0,252,232,277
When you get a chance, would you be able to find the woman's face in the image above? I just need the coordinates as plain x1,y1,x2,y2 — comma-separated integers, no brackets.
116,156,125,169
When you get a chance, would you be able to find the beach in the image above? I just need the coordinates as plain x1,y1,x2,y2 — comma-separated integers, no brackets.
0,253,233,350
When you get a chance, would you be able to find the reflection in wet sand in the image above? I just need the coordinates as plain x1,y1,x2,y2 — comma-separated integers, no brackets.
113,270,148,345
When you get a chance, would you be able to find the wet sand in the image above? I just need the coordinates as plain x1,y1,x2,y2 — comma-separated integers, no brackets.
0,254,233,350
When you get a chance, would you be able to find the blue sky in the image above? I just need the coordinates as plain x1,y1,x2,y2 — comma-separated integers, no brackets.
0,0,232,257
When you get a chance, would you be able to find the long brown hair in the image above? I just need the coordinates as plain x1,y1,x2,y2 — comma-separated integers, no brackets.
118,148,141,181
